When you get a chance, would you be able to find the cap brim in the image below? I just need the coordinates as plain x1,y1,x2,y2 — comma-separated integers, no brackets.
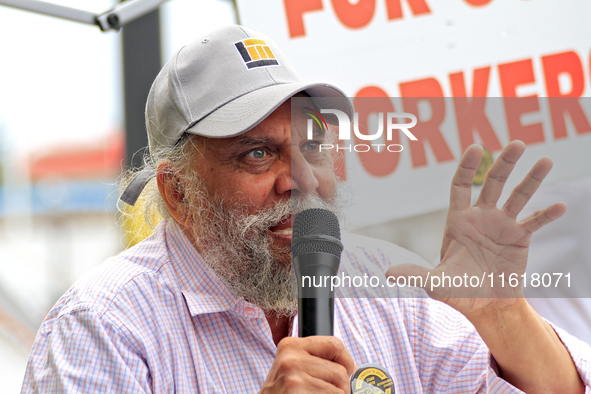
185,82,353,138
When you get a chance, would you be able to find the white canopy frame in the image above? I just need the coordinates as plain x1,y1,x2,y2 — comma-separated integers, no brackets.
0,0,169,31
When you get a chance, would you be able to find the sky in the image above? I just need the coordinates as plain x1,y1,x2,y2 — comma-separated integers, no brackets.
0,0,235,158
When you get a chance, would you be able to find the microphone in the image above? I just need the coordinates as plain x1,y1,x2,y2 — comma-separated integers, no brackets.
291,208,343,337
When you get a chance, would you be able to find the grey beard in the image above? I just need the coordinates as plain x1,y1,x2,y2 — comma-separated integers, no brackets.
185,182,349,317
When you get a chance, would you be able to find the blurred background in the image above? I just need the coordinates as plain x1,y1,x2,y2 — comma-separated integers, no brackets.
1,0,590,392
0,1,237,391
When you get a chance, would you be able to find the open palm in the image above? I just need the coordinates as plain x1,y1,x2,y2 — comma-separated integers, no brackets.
386,141,566,317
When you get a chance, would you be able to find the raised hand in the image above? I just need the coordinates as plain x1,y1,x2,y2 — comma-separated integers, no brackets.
386,141,566,316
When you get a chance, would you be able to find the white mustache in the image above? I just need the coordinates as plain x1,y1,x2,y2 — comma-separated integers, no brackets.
240,193,344,235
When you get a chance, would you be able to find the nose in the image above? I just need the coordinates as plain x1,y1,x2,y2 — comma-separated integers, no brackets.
275,148,319,196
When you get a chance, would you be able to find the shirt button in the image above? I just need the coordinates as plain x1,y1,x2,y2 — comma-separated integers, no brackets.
245,307,255,317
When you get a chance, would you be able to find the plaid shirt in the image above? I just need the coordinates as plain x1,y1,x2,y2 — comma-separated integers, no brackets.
22,220,591,393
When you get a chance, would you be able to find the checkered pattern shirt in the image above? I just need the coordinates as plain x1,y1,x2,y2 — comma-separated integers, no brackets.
22,220,591,393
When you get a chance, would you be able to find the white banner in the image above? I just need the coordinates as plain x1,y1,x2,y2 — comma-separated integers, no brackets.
237,0,591,227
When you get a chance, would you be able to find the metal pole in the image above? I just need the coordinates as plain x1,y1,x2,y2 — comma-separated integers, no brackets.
0,0,96,25
121,7,161,168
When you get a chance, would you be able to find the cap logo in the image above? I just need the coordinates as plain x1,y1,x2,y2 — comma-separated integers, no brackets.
234,39,279,69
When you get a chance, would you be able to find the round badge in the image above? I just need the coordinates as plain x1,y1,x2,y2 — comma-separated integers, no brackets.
350,363,395,394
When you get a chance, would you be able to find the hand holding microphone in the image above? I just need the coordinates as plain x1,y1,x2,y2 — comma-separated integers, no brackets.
290,209,395,394
260,208,356,393
260,336,357,393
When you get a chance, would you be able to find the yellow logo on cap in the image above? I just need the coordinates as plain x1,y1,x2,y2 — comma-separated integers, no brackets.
234,39,279,69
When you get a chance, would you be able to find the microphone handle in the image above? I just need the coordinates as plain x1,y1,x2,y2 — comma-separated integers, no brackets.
293,252,340,337
298,298,334,337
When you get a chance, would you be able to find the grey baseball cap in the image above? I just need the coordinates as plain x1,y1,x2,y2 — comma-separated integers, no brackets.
121,25,352,206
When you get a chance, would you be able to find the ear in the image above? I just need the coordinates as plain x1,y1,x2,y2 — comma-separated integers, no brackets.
157,161,190,228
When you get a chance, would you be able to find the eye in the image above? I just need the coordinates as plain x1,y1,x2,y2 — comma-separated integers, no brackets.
302,141,320,151
245,148,268,159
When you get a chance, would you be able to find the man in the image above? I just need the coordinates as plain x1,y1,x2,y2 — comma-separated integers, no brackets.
22,25,590,393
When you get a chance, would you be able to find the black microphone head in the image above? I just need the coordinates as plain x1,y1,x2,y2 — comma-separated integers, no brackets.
292,208,343,258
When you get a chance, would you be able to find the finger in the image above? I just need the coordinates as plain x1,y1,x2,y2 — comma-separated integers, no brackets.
301,337,357,376
502,157,553,218
279,372,349,394
450,144,483,211
276,347,351,393
520,202,567,233
476,141,525,207
305,376,349,394
306,359,352,393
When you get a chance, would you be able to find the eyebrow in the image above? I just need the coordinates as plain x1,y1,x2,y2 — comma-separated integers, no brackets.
228,127,327,150
232,137,280,147
309,127,326,139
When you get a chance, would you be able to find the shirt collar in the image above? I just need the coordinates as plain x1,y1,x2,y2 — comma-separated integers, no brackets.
164,220,241,316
